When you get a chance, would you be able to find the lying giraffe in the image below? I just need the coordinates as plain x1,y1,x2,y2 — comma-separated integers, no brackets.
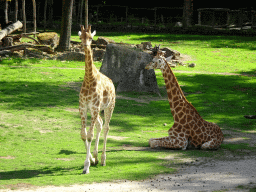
78,25,115,174
145,51,224,150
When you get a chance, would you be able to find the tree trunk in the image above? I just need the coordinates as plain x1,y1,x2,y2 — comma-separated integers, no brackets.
22,0,26,33
0,20,23,41
15,0,18,22
79,0,84,24
5,0,9,24
56,0,74,52
73,0,77,24
44,0,48,31
48,0,53,28
183,0,193,28
85,0,88,28
32,0,37,38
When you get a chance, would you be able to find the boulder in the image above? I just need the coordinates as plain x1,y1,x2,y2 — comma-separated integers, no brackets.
93,47,105,61
57,52,85,62
96,37,115,45
175,22,183,27
37,32,59,49
161,47,180,60
100,43,160,94
188,63,196,67
136,42,152,50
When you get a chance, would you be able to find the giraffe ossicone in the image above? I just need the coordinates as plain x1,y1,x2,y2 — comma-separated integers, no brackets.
78,25,115,174
145,51,224,150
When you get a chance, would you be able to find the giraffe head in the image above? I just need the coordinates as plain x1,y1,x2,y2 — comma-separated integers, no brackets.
145,51,173,70
78,25,96,48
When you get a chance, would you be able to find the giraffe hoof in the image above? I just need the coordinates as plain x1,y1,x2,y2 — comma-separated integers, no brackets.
91,159,99,166
82,170,89,174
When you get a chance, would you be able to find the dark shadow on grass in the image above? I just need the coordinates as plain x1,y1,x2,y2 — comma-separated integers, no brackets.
0,80,79,109
1,67,255,134
0,57,41,66
0,166,79,180
0,150,172,181
58,149,78,155
112,72,256,133
238,68,256,77
171,73,256,131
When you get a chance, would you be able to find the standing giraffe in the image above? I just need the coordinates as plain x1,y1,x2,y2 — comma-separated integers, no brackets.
145,51,223,150
78,25,115,174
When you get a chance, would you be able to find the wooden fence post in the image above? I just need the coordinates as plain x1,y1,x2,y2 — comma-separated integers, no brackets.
252,10,256,29
154,7,157,26
227,10,230,26
198,10,201,25
211,10,215,27
126,6,128,24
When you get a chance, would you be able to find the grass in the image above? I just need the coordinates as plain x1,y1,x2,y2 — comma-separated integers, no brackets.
0,32,256,188
75,32,256,75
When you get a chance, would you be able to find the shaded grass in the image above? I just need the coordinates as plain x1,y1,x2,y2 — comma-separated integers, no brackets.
0,56,102,69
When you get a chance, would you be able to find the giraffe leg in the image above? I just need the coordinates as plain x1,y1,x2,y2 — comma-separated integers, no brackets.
91,115,103,166
101,104,114,166
82,110,99,174
79,105,95,169
149,136,188,150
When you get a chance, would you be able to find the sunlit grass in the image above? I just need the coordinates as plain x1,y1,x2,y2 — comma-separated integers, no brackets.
92,32,256,75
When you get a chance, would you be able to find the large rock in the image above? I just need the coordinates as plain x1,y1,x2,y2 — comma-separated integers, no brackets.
93,47,105,61
161,47,180,60
96,37,115,45
100,44,160,94
57,52,85,61
37,32,59,49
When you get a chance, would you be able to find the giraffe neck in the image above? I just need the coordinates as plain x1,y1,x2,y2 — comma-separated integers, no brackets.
83,46,98,85
161,61,190,115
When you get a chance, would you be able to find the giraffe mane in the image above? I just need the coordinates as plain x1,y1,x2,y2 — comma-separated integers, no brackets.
163,57,202,117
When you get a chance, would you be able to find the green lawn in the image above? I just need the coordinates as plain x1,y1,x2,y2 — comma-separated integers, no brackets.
0,32,256,188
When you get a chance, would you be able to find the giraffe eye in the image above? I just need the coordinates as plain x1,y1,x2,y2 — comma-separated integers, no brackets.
159,59,161,63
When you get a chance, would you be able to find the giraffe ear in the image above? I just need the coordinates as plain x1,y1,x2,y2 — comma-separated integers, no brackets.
166,55,173,62
91,30,96,39
78,31,81,37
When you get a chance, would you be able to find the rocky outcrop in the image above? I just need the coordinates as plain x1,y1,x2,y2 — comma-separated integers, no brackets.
161,47,180,60
37,32,59,49
100,43,160,94
57,52,85,62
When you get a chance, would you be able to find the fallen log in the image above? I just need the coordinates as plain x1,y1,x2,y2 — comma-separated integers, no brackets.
0,20,23,41
0,43,55,54
6,33,40,44
21,34,40,44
